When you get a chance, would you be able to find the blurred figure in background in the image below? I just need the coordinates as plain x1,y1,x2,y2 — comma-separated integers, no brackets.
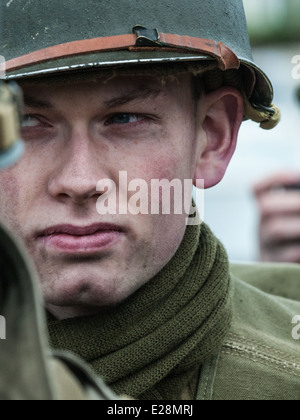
254,85,300,264
203,0,300,262
254,171,300,263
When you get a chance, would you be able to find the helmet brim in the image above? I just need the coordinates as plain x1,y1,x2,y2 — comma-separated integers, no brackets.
6,49,273,107
5,50,215,80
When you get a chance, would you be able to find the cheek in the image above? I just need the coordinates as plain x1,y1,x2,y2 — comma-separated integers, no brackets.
125,134,194,182
0,169,21,228
150,129,197,181
143,154,179,180
0,156,42,232
144,149,194,182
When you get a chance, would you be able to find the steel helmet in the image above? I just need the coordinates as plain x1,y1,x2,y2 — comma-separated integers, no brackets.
1,0,279,129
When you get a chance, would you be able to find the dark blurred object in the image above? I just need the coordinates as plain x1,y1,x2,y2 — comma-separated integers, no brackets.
0,80,24,169
283,183,300,191
0,223,118,400
296,86,300,104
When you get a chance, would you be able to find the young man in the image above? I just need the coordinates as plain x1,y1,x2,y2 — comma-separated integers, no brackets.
1,0,300,400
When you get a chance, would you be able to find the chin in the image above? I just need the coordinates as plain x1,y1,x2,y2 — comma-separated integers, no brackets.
41,269,127,307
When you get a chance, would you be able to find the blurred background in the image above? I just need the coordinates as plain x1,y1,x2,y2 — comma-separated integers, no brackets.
203,0,300,262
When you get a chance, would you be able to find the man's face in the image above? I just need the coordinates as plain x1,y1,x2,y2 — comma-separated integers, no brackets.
0,73,203,318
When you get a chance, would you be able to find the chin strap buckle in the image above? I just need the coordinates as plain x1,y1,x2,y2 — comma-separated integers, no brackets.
132,25,161,47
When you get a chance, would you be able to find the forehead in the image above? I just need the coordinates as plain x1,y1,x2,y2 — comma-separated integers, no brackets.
20,70,192,101
19,74,196,116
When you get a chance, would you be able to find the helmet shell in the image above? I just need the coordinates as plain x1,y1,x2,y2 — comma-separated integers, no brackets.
1,0,274,112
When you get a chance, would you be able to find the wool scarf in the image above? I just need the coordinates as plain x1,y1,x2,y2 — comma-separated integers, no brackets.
47,223,232,400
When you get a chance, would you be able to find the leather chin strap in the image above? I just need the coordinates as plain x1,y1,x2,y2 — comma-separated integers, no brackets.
5,33,240,73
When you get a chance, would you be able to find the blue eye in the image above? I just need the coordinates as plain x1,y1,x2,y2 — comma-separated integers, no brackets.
22,115,41,128
106,113,143,125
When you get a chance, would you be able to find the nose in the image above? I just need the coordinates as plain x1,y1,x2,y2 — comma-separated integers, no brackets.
48,129,106,206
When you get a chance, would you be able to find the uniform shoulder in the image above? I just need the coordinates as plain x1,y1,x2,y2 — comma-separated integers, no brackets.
208,274,300,400
230,262,300,301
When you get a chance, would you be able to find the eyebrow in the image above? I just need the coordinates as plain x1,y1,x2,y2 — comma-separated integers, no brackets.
24,95,53,109
103,86,164,108
23,85,165,110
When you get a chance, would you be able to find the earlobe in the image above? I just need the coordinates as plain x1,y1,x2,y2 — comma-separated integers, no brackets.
193,87,244,189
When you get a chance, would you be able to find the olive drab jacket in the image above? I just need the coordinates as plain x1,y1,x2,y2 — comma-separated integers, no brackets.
195,264,300,400
1,220,300,400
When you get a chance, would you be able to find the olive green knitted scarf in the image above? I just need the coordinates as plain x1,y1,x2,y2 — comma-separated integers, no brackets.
47,223,232,400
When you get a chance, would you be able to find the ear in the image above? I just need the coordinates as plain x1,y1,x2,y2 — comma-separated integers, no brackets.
193,87,244,189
